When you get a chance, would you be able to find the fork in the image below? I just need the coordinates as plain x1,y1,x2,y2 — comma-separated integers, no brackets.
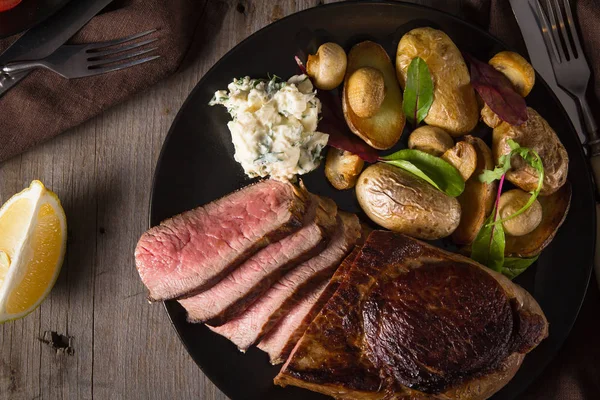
1,29,160,79
534,0,599,154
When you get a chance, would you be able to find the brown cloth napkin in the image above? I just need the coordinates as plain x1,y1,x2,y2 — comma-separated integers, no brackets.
0,0,203,162
463,1,600,399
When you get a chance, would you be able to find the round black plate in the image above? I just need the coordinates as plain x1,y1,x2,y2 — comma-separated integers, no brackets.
0,0,71,39
150,2,595,399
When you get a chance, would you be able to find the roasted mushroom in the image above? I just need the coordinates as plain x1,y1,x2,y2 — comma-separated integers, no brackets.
489,51,535,97
493,108,569,195
346,67,386,118
356,163,461,240
408,126,454,157
498,189,543,237
396,27,479,136
343,41,405,150
325,148,364,190
306,42,347,90
442,141,478,181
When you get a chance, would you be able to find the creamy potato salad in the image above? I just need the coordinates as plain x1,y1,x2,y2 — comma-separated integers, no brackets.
209,75,329,181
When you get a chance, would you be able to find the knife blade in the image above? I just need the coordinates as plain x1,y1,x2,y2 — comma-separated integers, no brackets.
509,0,586,145
0,0,114,98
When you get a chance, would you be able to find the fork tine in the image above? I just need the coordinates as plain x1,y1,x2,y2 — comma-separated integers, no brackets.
545,0,567,62
562,0,583,58
551,0,574,60
86,29,158,52
89,55,160,75
88,38,158,59
533,0,562,63
88,47,158,67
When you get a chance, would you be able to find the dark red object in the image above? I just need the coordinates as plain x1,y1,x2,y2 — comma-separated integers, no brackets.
466,54,528,126
0,0,21,12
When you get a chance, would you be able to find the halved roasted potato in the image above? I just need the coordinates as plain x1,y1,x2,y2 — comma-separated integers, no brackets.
396,27,479,136
493,107,569,195
325,148,364,190
452,136,496,245
442,141,478,181
343,41,406,150
505,182,571,257
408,126,454,156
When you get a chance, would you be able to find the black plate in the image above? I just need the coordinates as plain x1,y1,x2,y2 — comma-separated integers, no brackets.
150,2,595,399
0,0,71,38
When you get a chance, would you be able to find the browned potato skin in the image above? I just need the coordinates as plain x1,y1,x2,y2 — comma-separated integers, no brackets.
442,141,478,181
408,126,454,156
356,163,461,240
396,27,479,136
324,148,364,190
489,51,535,97
452,136,497,245
493,108,569,195
505,182,571,257
343,41,405,150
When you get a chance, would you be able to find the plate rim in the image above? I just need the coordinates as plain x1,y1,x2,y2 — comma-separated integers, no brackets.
149,1,595,398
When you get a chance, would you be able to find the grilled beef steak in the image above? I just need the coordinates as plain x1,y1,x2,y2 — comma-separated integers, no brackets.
180,196,338,325
258,247,361,364
276,231,548,400
135,180,308,301
210,212,360,350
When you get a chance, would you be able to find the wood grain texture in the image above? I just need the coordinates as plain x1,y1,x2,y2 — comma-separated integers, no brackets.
0,1,463,399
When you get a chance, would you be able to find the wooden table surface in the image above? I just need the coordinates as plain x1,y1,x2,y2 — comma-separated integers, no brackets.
0,1,465,399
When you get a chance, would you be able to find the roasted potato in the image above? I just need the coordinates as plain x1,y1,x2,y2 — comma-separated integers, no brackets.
307,42,347,90
325,148,364,190
408,126,454,156
493,107,569,195
452,136,496,245
489,51,535,97
343,41,405,150
442,141,478,181
356,163,461,240
498,189,543,237
396,27,479,136
505,182,571,257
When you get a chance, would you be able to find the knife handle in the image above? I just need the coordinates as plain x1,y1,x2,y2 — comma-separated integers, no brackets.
3,61,48,75
0,70,30,98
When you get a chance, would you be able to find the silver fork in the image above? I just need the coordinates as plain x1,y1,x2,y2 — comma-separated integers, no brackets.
534,0,599,154
1,29,160,79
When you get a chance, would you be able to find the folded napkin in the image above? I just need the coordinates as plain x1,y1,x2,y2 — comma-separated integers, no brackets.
0,0,203,162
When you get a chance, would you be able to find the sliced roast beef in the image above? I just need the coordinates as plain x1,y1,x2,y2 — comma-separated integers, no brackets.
135,180,309,301
179,195,338,325
209,212,360,351
258,247,361,364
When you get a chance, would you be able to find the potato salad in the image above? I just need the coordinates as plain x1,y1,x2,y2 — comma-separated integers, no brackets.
209,75,328,181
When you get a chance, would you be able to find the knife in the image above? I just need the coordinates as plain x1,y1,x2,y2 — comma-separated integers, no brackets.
510,0,600,289
0,0,114,98
509,0,586,145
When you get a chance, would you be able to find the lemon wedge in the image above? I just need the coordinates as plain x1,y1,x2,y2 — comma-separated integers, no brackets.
0,181,67,323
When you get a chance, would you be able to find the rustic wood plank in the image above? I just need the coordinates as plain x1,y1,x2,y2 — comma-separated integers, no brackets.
0,1,466,399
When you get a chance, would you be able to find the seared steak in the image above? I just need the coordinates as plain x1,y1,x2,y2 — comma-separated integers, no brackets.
181,195,338,325
135,180,308,301
258,247,361,364
275,231,548,400
210,212,360,350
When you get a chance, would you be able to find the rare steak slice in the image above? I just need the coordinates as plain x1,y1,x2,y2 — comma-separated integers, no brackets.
258,247,361,365
180,195,338,325
135,180,309,301
275,231,548,400
210,212,360,351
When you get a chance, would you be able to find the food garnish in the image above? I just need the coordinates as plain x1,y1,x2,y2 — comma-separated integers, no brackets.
466,55,528,126
402,57,434,126
381,149,465,197
0,181,67,323
210,75,328,181
501,256,540,280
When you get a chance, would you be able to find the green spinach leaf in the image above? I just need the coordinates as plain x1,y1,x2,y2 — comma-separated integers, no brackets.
471,207,506,272
500,256,539,280
381,149,465,197
402,57,434,125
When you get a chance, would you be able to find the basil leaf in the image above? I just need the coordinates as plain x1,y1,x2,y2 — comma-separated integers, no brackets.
381,149,465,197
402,57,434,125
500,256,539,280
471,209,505,272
